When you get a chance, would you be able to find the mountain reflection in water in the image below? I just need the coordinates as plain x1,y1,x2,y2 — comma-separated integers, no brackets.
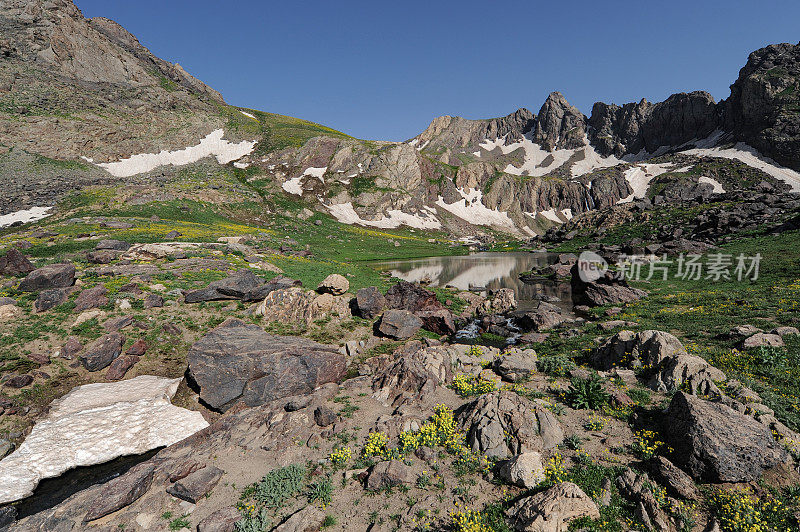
371,252,572,311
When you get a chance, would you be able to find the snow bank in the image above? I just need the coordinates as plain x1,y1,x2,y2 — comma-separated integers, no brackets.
698,176,725,194
327,202,441,230
0,376,208,504
281,167,328,196
239,110,257,120
617,163,675,204
96,129,257,178
681,133,800,192
435,188,514,228
0,207,52,228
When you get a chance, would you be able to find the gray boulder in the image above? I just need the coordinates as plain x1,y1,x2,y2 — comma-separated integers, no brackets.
166,466,223,503
416,309,456,335
592,330,686,370
186,319,346,411
74,285,109,311
18,263,75,292
366,460,414,490
508,481,600,532
356,286,386,319
663,391,788,482
80,332,125,371
384,281,442,313
377,310,423,340
494,348,538,382
84,463,155,522
740,332,784,348
457,390,563,459
34,288,69,312
0,247,33,276
95,239,131,251
317,273,349,295
184,269,265,303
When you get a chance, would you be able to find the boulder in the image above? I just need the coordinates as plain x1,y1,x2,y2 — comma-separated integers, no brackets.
95,239,131,251
514,301,571,331
508,482,600,532
317,273,349,295
80,332,125,371
494,349,538,382
482,288,517,315
498,452,545,488
74,285,109,311
243,275,302,302
34,288,69,312
313,405,337,427
372,346,453,406
254,287,350,324
366,460,414,490
377,310,423,340
649,456,699,500
356,286,386,319
4,374,33,388
771,326,800,337
18,263,75,292
184,269,265,303
86,250,118,264
144,293,164,309
457,390,563,459
728,324,761,338
0,247,33,276
416,309,456,335
125,339,147,356
103,315,133,332
740,332,785,348
186,319,346,411
60,336,83,359
570,263,647,307
592,330,687,370
649,354,726,394
384,281,442,313
0,376,208,504
663,391,788,482
166,466,223,503
83,463,156,522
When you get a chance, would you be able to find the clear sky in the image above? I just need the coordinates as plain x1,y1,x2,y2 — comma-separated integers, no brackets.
74,0,800,141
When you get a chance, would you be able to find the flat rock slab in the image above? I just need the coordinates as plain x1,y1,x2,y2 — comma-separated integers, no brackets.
18,263,75,292
166,466,223,503
84,462,156,522
80,332,125,371
187,318,346,411
0,376,208,504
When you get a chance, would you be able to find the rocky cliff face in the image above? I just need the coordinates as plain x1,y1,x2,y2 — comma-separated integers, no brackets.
724,42,800,170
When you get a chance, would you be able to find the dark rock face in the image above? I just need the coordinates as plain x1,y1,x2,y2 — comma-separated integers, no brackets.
384,281,442,313
0,247,33,275
34,288,69,312
514,301,572,331
184,271,299,303
416,309,456,335
143,293,163,309
197,507,240,532
186,319,346,411
60,336,83,359
377,310,423,340
570,263,647,307
356,286,386,319
105,354,139,381
18,263,75,292
588,91,719,157
86,250,118,264
663,391,788,482
533,92,587,150
313,405,337,427
649,456,699,500
724,42,800,170
80,332,125,371
4,374,33,388
83,463,155,522
166,466,223,504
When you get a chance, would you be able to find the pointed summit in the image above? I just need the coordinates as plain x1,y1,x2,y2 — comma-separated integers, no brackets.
533,92,587,150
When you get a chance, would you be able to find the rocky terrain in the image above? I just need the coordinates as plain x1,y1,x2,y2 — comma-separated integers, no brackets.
1,1,800,531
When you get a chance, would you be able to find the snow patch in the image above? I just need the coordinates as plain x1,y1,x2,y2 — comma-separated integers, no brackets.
435,188,514,228
698,176,726,194
96,130,256,178
327,202,441,230
239,110,257,120
0,207,52,228
0,376,208,504
282,177,304,196
617,163,675,204
681,133,800,192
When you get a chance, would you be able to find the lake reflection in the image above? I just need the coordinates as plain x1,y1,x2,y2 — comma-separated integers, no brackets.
371,252,572,311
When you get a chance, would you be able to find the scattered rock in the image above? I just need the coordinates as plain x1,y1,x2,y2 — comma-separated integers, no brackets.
105,354,139,381
74,284,109,311
186,319,346,411
384,281,442,313
482,288,517,314
18,263,76,292
144,293,164,309
95,239,131,251
103,315,133,332
508,481,600,532
740,332,785,348
83,463,156,522
80,332,125,371
34,288,69,312
570,263,647,307
274,505,325,532
771,326,800,337
515,301,572,331
4,374,33,388
377,309,423,340
366,460,414,490
314,405,337,427
498,452,545,488
0,247,33,276
184,269,265,303
86,250,118,264
317,273,349,295
494,348,538,382
457,390,563,459
60,336,83,359
649,456,700,500
416,309,456,335
592,330,687,370
356,286,386,319
166,466,223,503
664,391,788,482
197,507,241,532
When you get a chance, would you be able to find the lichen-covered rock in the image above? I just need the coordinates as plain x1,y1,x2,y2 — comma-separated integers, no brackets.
508,481,600,532
18,263,75,292
494,348,538,382
498,452,545,488
317,273,349,295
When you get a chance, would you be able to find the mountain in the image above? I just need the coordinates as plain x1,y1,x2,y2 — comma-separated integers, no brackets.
1,0,799,238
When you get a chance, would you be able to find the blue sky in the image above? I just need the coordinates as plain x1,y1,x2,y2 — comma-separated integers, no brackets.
75,0,800,141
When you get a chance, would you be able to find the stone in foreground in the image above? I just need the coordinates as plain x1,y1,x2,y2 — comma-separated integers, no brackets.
187,318,346,411
166,466,223,503
663,391,788,482
508,481,600,532
17,263,76,292
377,309,423,339
84,462,156,522
0,376,208,504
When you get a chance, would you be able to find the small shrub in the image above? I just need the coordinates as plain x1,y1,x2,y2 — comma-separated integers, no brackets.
242,464,307,509
565,376,609,410
307,475,334,507
537,355,575,377
630,430,666,460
